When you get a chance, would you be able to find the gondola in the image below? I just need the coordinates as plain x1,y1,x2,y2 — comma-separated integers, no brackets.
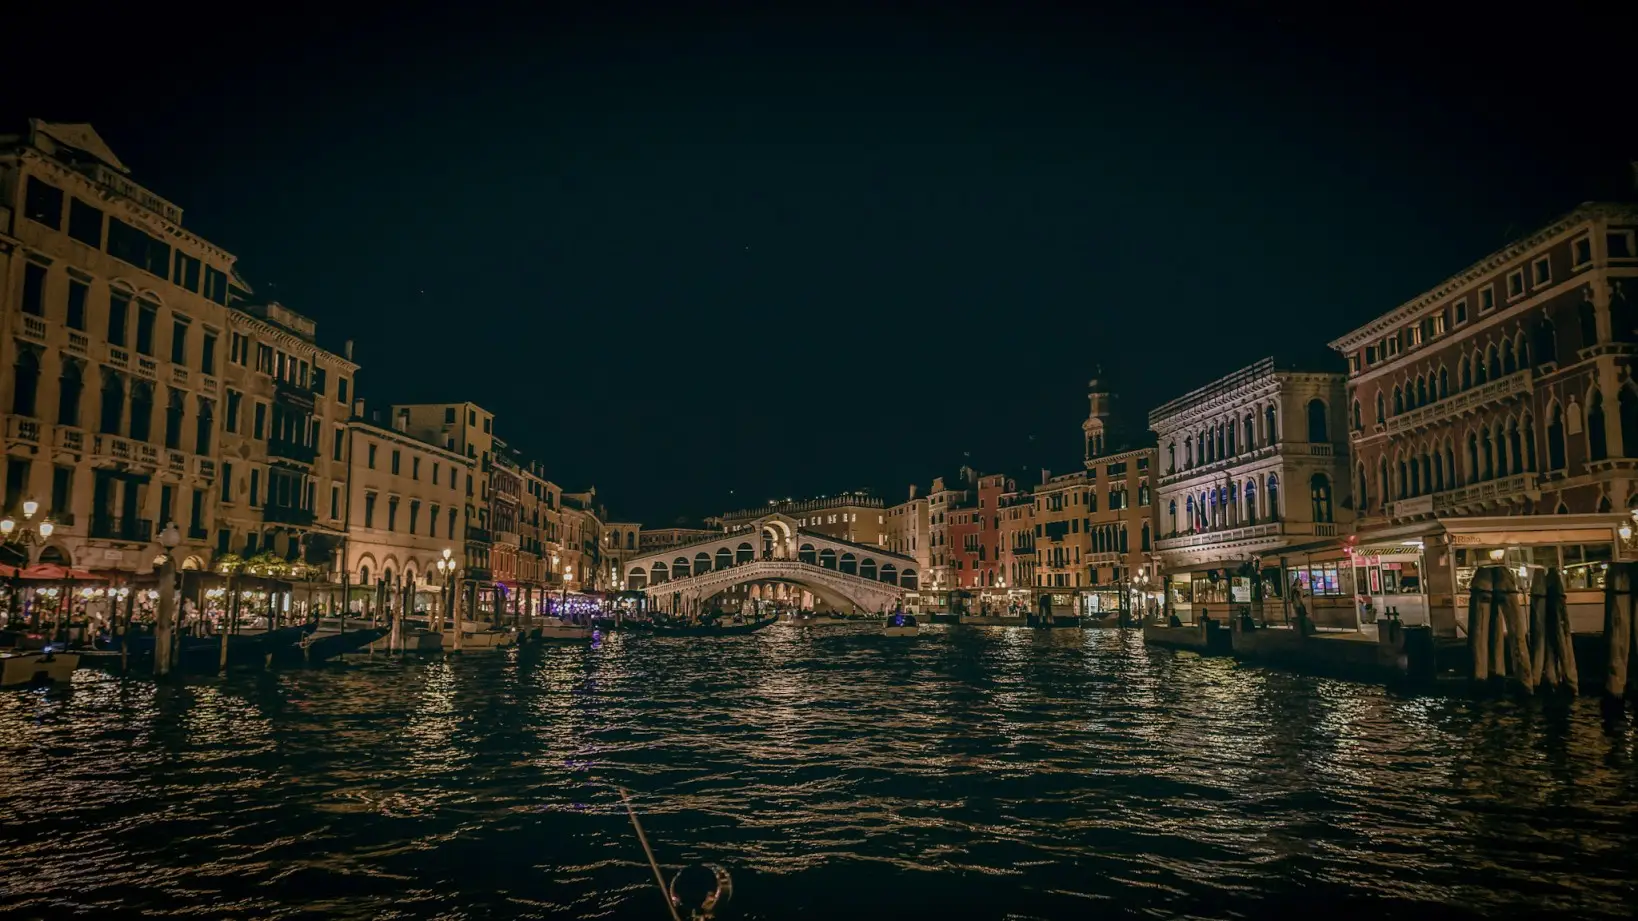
270,626,390,665
97,622,318,670
638,616,778,637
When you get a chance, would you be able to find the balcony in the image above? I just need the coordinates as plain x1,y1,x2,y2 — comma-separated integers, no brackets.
268,437,318,465
66,332,89,356
90,516,153,543
1154,520,1335,552
465,566,493,582
5,416,42,447
171,366,190,387
193,457,217,480
494,529,520,547
167,450,187,474
274,379,316,411
263,504,316,527
465,525,493,544
55,427,86,455
1431,473,1538,516
18,313,48,344
108,347,130,370
1385,369,1533,436
135,355,158,381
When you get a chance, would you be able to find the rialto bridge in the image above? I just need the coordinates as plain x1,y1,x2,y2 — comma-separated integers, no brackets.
623,514,919,615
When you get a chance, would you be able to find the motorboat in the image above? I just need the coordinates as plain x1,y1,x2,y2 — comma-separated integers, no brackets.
273,626,391,665
369,629,445,653
1,648,79,687
534,618,593,641
882,612,919,637
460,627,518,649
784,611,852,627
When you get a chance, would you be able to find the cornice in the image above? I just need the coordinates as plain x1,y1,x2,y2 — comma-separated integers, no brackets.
1329,202,1638,352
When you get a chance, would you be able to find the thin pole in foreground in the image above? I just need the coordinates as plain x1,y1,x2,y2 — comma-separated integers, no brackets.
618,787,681,921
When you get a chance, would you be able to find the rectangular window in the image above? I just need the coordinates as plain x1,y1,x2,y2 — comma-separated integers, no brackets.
1532,256,1551,286
159,484,174,531
170,319,189,364
367,444,378,469
255,343,274,374
68,198,103,247
203,266,229,304
468,409,477,426
1453,298,1468,325
21,263,46,316
66,279,88,330
135,302,157,355
433,462,440,485
230,332,249,365
338,377,349,405
190,489,204,530
221,462,234,503
364,493,377,528
23,177,63,228
1572,236,1593,267
107,218,171,278
201,332,217,375
1609,231,1636,259
444,407,456,423
249,469,260,506
50,465,72,518
173,252,202,293
333,426,345,461
1347,354,1361,374
311,366,326,396
1479,287,1495,312
409,500,421,535
387,497,399,531
107,292,130,346
1506,269,1525,300
330,484,341,519
391,450,401,475
224,390,241,433
448,508,457,539
412,457,421,480
3,459,28,512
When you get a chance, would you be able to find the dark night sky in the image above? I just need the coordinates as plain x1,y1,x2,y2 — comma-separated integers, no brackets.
10,5,1635,523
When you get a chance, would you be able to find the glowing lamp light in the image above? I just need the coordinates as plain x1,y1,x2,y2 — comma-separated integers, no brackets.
1488,548,1506,561
0,519,14,536
1621,524,1634,541
22,499,38,519
38,520,54,539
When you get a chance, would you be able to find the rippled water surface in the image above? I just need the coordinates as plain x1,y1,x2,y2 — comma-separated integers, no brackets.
1,626,1635,919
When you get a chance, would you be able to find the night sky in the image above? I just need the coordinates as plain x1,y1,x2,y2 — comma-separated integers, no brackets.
10,5,1635,523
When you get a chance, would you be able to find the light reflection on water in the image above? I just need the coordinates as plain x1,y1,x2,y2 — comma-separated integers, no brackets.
0,625,1633,919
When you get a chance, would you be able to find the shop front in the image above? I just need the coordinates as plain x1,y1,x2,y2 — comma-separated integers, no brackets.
1163,562,1282,625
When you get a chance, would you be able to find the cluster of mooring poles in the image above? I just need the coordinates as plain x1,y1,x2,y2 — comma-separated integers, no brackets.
1606,561,1638,711
1467,564,1579,694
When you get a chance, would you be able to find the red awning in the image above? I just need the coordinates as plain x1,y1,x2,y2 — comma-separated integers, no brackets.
20,563,104,581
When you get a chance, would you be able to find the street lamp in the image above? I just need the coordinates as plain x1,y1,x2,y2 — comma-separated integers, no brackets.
436,547,459,634
0,497,56,565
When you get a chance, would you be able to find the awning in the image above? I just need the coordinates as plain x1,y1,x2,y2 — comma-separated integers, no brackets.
20,563,103,581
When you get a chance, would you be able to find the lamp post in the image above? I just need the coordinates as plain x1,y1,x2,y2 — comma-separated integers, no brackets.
1,499,55,631
436,547,459,650
153,521,181,676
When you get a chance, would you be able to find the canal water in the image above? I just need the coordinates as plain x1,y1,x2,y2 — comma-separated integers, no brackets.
1,627,1634,920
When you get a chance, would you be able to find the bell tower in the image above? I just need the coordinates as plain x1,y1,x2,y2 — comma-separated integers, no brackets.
1083,367,1113,464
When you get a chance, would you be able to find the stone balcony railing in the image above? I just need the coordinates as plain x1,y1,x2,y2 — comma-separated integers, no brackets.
1155,519,1337,552
5,415,42,447
1382,369,1533,437
1157,441,1339,487
1384,473,1538,520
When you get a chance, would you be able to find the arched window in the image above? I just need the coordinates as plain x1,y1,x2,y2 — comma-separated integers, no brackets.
1216,423,1225,460
1514,334,1529,371
1375,392,1386,424
1474,351,1488,385
10,348,41,417
1244,480,1257,522
1588,388,1608,461
1492,427,1508,479
1444,439,1457,488
1547,403,1566,470
1466,433,1479,483
1208,487,1220,528
129,380,153,442
1487,344,1502,380
1409,453,1421,496
1168,499,1177,534
1184,439,1193,468
1266,474,1280,521
1502,343,1516,375
1621,386,1638,458
1138,482,1150,505
1306,399,1327,443
99,371,124,435
1507,419,1523,478
1243,414,1254,450
1356,463,1369,512
1141,522,1151,552
196,397,214,455
1579,301,1599,347
1521,414,1537,471
1432,447,1445,492
1460,355,1472,390
1118,526,1129,553
1168,443,1176,472
1534,318,1557,367
56,358,83,427
1311,474,1332,523
1393,386,1404,415
1437,367,1449,400
1481,426,1494,480
1415,376,1428,407
1377,457,1389,509
1265,405,1277,444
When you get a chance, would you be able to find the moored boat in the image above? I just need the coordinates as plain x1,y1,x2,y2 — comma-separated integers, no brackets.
534,618,593,641
274,626,391,665
461,627,518,649
0,649,79,687
784,611,852,627
641,616,777,637
882,612,919,637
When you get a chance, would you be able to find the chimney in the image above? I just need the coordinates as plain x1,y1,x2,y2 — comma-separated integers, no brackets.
394,408,409,433
1041,468,1051,485
908,483,919,500
352,398,365,419
344,339,355,361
